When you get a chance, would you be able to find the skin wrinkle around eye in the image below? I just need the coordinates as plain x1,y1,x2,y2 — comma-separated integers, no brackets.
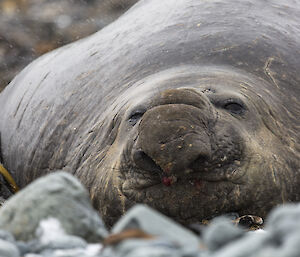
224,102,246,115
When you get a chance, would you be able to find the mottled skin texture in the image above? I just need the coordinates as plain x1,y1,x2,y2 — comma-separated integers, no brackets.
0,0,299,226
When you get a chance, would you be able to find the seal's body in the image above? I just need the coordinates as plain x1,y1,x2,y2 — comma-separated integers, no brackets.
0,0,299,226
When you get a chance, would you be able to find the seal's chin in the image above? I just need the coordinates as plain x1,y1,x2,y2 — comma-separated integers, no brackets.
117,146,248,224
112,136,252,225
120,169,244,224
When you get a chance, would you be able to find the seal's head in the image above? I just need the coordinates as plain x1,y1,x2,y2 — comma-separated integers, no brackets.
91,66,299,226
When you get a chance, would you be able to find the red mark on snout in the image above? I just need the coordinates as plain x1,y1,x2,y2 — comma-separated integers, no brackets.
162,177,172,186
162,175,178,186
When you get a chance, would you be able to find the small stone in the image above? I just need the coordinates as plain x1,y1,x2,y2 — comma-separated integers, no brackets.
103,229,155,246
111,205,200,250
211,232,269,257
43,246,102,257
101,238,183,257
31,218,87,253
0,229,15,243
234,215,263,229
266,203,300,236
0,238,20,257
16,241,33,256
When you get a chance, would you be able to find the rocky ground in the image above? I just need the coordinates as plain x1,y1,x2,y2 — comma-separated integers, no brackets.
0,0,138,92
0,171,299,257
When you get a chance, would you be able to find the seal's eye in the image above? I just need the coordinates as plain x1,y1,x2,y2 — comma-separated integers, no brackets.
223,102,246,115
209,95,247,115
128,110,145,126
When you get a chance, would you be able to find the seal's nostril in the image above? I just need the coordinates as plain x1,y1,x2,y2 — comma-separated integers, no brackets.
189,154,211,172
133,150,162,173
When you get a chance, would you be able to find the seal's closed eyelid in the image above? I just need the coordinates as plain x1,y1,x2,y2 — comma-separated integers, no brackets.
128,107,147,119
222,98,247,108
223,102,246,115
222,98,247,115
128,108,147,126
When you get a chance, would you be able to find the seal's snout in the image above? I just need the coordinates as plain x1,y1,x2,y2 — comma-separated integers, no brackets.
132,91,213,177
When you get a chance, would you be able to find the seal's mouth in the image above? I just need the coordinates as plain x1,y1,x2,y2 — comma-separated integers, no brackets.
127,147,243,189
123,151,246,190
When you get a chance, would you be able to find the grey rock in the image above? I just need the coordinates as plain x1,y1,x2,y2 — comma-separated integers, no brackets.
16,240,34,256
250,203,300,257
0,229,15,243
40,244,102,257
266,203,300,238
204,203,300,257
0,238,20,257
211,232,269,257
202,217,245,252
112,205,200,250
31,218,87,253
254,233,300,257
0,171,108,242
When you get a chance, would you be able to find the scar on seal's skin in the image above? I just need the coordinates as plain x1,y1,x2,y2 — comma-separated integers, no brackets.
264,57,279,89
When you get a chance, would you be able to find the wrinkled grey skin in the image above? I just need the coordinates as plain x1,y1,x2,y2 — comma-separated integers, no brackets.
0,0,299,226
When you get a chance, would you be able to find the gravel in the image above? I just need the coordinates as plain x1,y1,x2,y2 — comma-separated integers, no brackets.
0,0,138,92
0,171,300,257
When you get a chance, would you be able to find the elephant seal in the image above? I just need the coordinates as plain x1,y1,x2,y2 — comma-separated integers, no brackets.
0,0,299,226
